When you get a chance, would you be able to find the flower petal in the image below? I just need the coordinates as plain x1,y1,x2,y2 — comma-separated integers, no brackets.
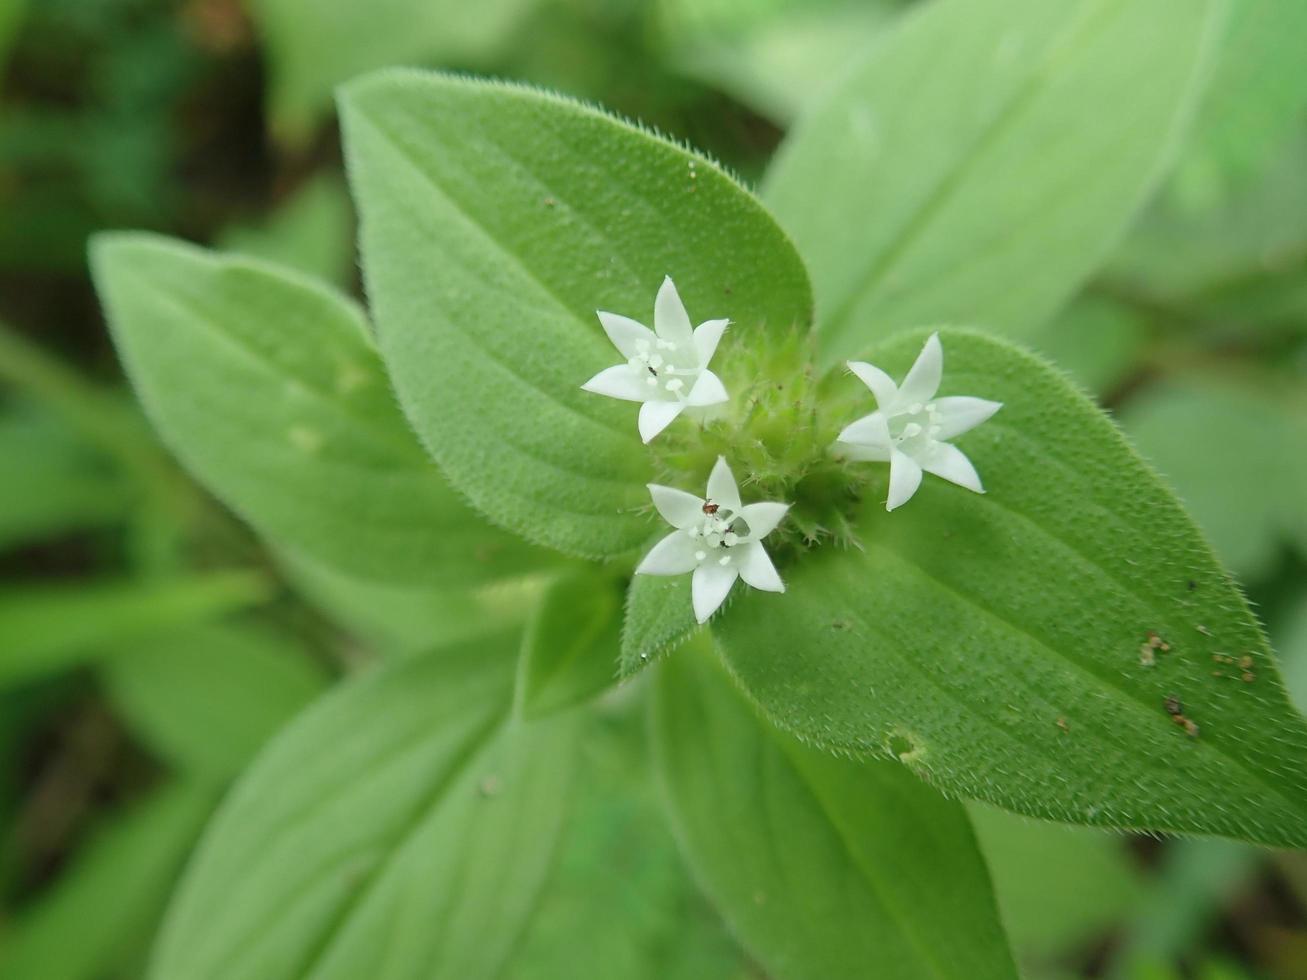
896,332,943,409
581,364,648,402
653,276,694,349
738,502,789,539
834,440,891,463
596,311,656,359
886,448,924,511
692,561,738,623
636,530,700,576
921,441,984,494
706,456,742,512
686,369,729,407
836,411,892,455
932,396,1001,440
693,318,729,366
648,484,704,529
638,399,684,443
847,360,898,410
738,541,784,593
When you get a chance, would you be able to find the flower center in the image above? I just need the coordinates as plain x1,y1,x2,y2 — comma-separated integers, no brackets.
685,506,750,563
890,402,942,452
629,338,697,399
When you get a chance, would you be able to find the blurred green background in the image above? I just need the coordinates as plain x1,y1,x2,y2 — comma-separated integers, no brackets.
1,0,1305,977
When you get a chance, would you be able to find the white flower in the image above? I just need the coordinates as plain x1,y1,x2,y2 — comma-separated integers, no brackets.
636,457,789,624
581,276,730,443
833,332,1001,512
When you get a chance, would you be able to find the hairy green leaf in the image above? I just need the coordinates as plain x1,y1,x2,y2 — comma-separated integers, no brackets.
151,631,582,980
91,234,548,586
0,573,270,689
764,0,1222,366
515,568,623,719
651,638,1018,979
715,329,1307,846
102,622,328,780
620,569,699,678
0,781,216,980
342,70,813,557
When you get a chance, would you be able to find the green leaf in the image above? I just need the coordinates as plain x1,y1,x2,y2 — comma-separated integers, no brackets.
969,804,1144,960
341,70,813,558
0,781,216,980
660,0,901,125
150,631,583,980
91,233,548,586
247,0,540,146
1171,0,1307,204
620,570,699,677
651,638,1018,980
507,710,748,979
102,622,329,780
714,328,1307,846
276,547,541,658
1120,376,1307,582
763,0,1223,367
218,174,355,287
0,573,270,689
515,568,622,718
0,0,24,75
0,407,134,552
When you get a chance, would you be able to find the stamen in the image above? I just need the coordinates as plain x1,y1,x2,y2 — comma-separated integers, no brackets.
902,422,923,439
694,550,707,562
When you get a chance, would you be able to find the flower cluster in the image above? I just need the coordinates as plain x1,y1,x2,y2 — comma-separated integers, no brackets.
582,279,1000,623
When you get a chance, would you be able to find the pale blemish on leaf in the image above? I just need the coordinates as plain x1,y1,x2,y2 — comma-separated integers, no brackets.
287,426,324,453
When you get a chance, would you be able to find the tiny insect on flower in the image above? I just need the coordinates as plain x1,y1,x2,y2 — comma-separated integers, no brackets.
579,276,730,443
831,332,1002,511
635,457,790,624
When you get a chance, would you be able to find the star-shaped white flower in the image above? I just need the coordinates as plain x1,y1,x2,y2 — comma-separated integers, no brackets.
636,457,789,624
581,276,730,443
833,332,1001,511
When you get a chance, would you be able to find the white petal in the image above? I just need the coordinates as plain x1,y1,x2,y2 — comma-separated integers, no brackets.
847,361,898,410
921,442,984,494
706,456,742,512
932,396,1001,440
638,400,684,443
834,439,893,463
693,318,729,365
653,276,694,348
648,484,704,529
738,502,789,539
738,542,784,593
896,332,943,408
685,369,729,407
836,411,892,455
692,562,738,623
636,531,700,576
581,364,648,402
596,311,656,359
886,449,924,511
